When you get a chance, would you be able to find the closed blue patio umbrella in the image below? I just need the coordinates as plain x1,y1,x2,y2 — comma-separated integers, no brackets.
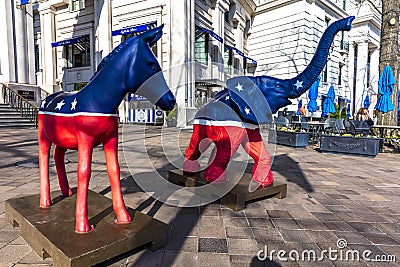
322,85,336,117
296,99,303,115
374,65,395,113
398,90,400,125
347,103,351,118
308,76,320,113
363,95,370,109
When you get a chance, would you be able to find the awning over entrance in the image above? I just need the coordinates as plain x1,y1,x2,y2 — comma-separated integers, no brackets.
225,45,257,65
196,26,223,43
51,35,89,48
112,21,157,36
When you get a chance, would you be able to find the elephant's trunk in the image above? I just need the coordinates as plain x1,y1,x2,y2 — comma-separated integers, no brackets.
288,16,355,98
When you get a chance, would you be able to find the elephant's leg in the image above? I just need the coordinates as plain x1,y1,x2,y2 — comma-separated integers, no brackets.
39,123,52,208
184,124,211,173
103,136,131,224
242,129,274,190
54,146,72,197
204,126,245,183
75,135,94,233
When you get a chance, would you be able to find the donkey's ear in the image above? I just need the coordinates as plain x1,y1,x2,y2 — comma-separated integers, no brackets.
142,24,164,47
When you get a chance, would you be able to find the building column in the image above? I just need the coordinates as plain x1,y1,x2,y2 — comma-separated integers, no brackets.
0,0,14,83
347,42,355,116
355,40,368,113
212,1,228,80
14,5,28,84
38,5,57,93
168,0,195,128
369,47,380,107
26,4,36,84
94,0,112,68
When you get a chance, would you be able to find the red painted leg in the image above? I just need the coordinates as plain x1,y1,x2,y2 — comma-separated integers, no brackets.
54,146,72,197
38,117,52,208
184,124,211,173
242,129,274,190
103,137,131,224
204,126,245,183
75,135,94,233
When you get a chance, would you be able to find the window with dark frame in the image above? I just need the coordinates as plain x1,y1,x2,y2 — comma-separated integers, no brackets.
70,0,85,11
322,64,328,82
64,35,90,68
195,31,209,65
34,44,40,73
243,57,247,75
224,47,233,74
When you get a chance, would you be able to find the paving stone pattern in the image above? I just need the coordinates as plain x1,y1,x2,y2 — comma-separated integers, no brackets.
0,126,399,266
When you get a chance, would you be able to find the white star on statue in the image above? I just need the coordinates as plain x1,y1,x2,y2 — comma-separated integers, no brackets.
235,83,243,92
225,96,230,100
294,80,303,90
55,100,65,110
71,98,78,110
244,107,251,115
40,99,46,108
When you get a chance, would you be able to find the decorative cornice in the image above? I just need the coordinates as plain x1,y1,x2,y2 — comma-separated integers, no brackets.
237,0,256,14
254,0,300,14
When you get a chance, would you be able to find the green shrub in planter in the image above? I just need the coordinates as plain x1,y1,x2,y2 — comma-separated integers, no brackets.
165,105,177,127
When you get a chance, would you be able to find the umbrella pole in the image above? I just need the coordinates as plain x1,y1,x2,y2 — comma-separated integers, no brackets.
310,112,313,122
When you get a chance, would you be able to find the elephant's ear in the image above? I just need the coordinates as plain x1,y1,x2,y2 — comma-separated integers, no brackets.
226,77,272,125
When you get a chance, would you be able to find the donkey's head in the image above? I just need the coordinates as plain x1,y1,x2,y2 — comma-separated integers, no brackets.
125,25,176,111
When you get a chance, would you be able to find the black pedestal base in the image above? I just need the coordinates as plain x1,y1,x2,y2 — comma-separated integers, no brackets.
5,189,166,267
168,169,287,211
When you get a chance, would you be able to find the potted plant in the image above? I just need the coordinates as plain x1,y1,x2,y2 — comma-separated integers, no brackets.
319,119,381,157
165,105,177,127
268,125,309,147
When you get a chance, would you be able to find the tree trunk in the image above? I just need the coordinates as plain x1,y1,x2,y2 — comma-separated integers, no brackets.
378,0,400,125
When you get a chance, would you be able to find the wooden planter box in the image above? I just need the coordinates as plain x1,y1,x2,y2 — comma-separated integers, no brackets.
320,135,380,156
268,130,309,147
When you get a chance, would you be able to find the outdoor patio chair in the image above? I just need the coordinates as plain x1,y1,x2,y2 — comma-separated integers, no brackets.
275,116,290,128
352,120,371,135
335,118,346,134
323,118,337,134
299,117,309,131
343,119,357,135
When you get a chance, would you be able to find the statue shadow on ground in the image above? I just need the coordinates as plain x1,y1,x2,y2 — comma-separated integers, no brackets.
96,169,206,266
270,154,314,193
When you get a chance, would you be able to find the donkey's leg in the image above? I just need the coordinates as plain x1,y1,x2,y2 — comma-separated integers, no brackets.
184,124,211,173
75,135,94,233
204,126,245,183
54,146,72,197
39,122,52,208
241,129,274,189
103,136,131,224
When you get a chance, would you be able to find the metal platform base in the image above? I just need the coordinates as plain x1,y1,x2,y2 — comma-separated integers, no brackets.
168,169,287,211
5,189,166,267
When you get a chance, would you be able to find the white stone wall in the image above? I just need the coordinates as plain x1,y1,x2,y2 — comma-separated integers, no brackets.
2,0,382,121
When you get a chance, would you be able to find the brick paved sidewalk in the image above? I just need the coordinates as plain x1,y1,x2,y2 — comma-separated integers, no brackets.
0,126,399,267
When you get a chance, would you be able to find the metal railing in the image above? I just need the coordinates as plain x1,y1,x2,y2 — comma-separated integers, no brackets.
1,83,39,127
